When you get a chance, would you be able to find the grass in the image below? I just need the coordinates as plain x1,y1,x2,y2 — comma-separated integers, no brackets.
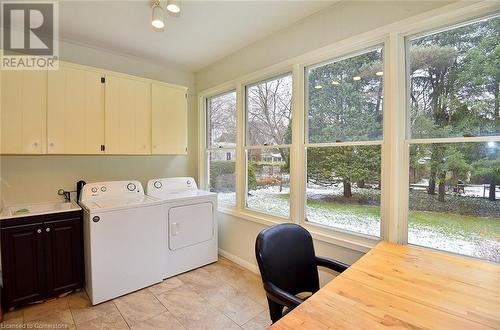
306,199,500,240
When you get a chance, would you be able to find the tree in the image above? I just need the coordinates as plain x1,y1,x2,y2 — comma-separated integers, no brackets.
409,16,499,200
307,146,380,198
208,92,236,147
308,49,383,143
472,158,500,201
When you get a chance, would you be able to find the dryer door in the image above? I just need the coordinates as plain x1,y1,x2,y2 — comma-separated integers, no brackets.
168,202,214,250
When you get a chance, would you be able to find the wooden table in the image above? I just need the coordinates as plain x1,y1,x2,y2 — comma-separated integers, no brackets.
271,241,500,329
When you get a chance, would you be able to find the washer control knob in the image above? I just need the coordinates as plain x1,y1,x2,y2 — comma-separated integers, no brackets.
91,187,98,193
187,180,191,185
154,181,162,189
101,186,107,192
127,183,136,191
93,216,100,223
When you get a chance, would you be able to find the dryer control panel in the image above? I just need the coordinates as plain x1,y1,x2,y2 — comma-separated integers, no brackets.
80,180,145,202
146,177,198,195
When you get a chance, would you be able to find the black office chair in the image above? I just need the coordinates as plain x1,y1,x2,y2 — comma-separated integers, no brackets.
255,223,349,323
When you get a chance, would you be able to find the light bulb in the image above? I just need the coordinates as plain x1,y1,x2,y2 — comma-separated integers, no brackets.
166,0,181,14
152,3,165,29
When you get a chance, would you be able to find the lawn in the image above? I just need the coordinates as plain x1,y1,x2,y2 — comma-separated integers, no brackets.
225,188,499,262
306,198,499,262
308,199,500,241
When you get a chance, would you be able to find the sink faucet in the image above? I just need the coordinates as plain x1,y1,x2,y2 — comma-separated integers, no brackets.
58,189,71,202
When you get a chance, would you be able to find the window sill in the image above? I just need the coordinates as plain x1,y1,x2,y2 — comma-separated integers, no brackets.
217,206,378,253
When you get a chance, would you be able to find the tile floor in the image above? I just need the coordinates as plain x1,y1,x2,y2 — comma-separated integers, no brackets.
1,257,272,329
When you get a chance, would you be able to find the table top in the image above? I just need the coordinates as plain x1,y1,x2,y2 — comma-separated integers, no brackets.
271,241,500,329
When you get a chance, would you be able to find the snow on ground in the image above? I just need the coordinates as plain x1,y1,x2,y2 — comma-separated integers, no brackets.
217,185,499,262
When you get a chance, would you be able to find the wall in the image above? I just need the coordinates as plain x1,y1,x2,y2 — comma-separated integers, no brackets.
0,40,197,206
195,0,456,277
195,0,454,91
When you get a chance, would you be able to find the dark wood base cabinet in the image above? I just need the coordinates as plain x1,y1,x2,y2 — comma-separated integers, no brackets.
0,210,84,310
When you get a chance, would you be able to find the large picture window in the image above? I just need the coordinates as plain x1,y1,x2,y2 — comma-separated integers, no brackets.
305,47,384,237
206,91,237,206
407,15,499,262
245,73,292,217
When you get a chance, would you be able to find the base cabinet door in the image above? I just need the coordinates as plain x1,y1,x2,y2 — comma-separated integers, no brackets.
0,212,83,310
0,223,46,308
44,218,84,297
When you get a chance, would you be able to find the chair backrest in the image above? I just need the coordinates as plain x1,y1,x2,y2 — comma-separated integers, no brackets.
255,223,320,295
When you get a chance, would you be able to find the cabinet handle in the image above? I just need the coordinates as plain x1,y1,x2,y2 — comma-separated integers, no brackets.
46,228,51,232
33,142,39,147
37,229,42,234
49,142,54,147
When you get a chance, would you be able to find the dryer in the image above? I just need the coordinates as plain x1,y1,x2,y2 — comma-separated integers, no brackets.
80,181,165,305
146,177,218,278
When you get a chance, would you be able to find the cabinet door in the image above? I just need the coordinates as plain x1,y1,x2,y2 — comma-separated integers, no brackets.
47,66,104,154
1,223,46,309
104,75,151,154
44,218,83,297
1,70,47,154
151,83,188,155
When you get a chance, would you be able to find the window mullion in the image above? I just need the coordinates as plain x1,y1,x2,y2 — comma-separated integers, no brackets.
235,84,246,212
290,64,305,225
383,32,408,243
198,96,208,189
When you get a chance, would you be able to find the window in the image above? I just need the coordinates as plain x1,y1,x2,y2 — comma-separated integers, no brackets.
407,16,499,262
206,91,237,206
305,47,384,237
245,74,292,217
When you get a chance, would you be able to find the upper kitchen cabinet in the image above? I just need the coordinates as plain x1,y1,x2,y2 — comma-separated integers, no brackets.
151,83,188,155
1,70,47,154
104,74,151,154
47,64,105,154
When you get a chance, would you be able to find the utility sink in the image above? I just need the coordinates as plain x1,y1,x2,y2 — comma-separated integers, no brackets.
0,201,81,220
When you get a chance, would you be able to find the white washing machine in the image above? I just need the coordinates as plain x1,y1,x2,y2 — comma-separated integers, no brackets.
146,177,218,278
80,181,165,305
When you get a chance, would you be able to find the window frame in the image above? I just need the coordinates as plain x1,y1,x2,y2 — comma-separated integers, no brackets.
303,44,386,239
204,89,238,208
197,2,500,254
402,14,500,254
243,72,293,219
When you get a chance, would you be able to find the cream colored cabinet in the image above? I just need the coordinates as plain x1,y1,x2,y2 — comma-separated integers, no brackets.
151,83,188,155
1,70,47,154
47,65,105,154
104,75,151,154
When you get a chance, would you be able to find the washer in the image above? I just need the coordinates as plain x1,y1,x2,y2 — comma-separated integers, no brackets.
80,181,165,305
146,177,218,278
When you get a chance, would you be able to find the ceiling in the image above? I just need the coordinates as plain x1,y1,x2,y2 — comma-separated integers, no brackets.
59,1,335,72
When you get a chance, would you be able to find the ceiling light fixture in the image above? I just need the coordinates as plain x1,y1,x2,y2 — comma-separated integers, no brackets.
331,81,340,85
353,76,361,81
314,85,323,89
376,71,384,76
166,0,181,14
152,1,165,29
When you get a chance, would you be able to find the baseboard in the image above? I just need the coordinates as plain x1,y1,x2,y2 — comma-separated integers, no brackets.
218,248,260,274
